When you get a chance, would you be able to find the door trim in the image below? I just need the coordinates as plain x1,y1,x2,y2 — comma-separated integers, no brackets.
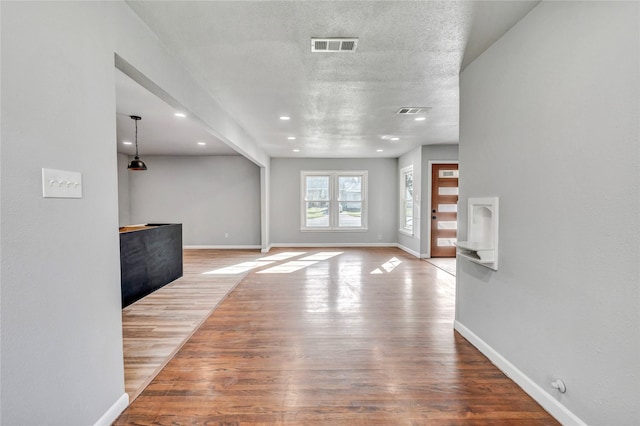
424,160,459,259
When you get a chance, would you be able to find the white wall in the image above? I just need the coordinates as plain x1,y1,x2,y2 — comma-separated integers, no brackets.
457,2,639,425
113,2,270,250
1,3,125,424
270,158,397,246
128,155,261,246
0,1,270,424
397,147,422,256
117,153,131,227
420,145,458,256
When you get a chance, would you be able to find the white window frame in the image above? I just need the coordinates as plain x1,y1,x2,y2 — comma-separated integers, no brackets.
399,165,414,236
300,170,368,231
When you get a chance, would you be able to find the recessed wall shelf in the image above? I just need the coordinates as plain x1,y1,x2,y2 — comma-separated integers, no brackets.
456,197,499,270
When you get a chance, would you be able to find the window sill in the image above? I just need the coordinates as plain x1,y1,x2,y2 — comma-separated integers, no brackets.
300,228,369,233
398,229,414,237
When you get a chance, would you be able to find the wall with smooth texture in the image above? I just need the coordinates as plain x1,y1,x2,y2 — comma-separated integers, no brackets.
397,147,422,256
457,2,639,424
128,155,261,246
270,158,397,246
0,1,269,424
117,153,131,226
1,3,125,424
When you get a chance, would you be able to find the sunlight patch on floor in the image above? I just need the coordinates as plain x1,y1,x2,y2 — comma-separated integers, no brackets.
258,260,319,274
204,251,344,275
371,257,402,274
259,252,306,261
203,261,274,275
299,252,343,261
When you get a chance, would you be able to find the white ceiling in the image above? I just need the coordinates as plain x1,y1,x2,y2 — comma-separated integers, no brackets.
116,70,239,156
119,0,540,159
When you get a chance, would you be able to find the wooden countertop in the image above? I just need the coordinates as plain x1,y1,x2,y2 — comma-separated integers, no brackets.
119,225,158,233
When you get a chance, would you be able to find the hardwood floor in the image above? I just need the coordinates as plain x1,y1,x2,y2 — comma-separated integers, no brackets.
122,249,260,400
116,248,557,425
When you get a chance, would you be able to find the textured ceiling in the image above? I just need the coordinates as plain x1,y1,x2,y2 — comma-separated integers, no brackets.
121,0,540,158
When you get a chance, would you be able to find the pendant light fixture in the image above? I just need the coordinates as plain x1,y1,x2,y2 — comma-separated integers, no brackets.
127,115,147,171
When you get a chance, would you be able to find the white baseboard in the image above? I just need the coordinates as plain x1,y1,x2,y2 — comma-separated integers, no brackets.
184,245,261,250
397,244,420,258
187,243,421,256
269,242,397,248
94,393,129,426
453,321,586,426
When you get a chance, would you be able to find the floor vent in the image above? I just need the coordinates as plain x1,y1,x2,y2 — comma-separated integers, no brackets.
311,38,359,52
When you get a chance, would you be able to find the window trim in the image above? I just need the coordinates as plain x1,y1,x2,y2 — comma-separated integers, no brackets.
399,165,414,236
300,170,368,232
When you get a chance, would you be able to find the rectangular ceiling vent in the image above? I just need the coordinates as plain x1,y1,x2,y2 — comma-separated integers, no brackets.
311,38,359,53
396,107,430,115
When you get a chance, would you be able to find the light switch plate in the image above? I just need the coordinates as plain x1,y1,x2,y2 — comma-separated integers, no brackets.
42,168,82,198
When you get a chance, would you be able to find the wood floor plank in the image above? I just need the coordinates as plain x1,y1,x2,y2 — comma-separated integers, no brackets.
116,248,558,424
122,249,260,400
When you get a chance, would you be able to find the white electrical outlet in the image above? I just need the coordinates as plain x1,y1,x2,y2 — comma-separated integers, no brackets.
42,168,82,198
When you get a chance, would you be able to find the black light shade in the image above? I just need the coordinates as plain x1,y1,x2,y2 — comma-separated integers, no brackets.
128,115,147,171
128,156,147,171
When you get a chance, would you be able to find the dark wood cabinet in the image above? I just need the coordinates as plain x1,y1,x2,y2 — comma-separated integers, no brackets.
119,223,183,308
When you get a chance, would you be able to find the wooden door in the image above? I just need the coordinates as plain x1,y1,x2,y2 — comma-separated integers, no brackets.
431,164,459,257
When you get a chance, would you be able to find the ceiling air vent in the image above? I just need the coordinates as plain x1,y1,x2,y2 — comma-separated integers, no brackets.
311,38,359,53
396,107,430,115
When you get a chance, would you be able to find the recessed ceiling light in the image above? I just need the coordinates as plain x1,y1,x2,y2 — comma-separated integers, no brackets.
280,116,291,120
287,136,296,140
391,137,400,141
376,149,383,152
292,149,300,152
123,141,133,145
197,142,206,146
174,112,186,118
415,117,426,121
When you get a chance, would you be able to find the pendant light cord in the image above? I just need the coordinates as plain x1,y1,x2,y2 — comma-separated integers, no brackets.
134,118,140,158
